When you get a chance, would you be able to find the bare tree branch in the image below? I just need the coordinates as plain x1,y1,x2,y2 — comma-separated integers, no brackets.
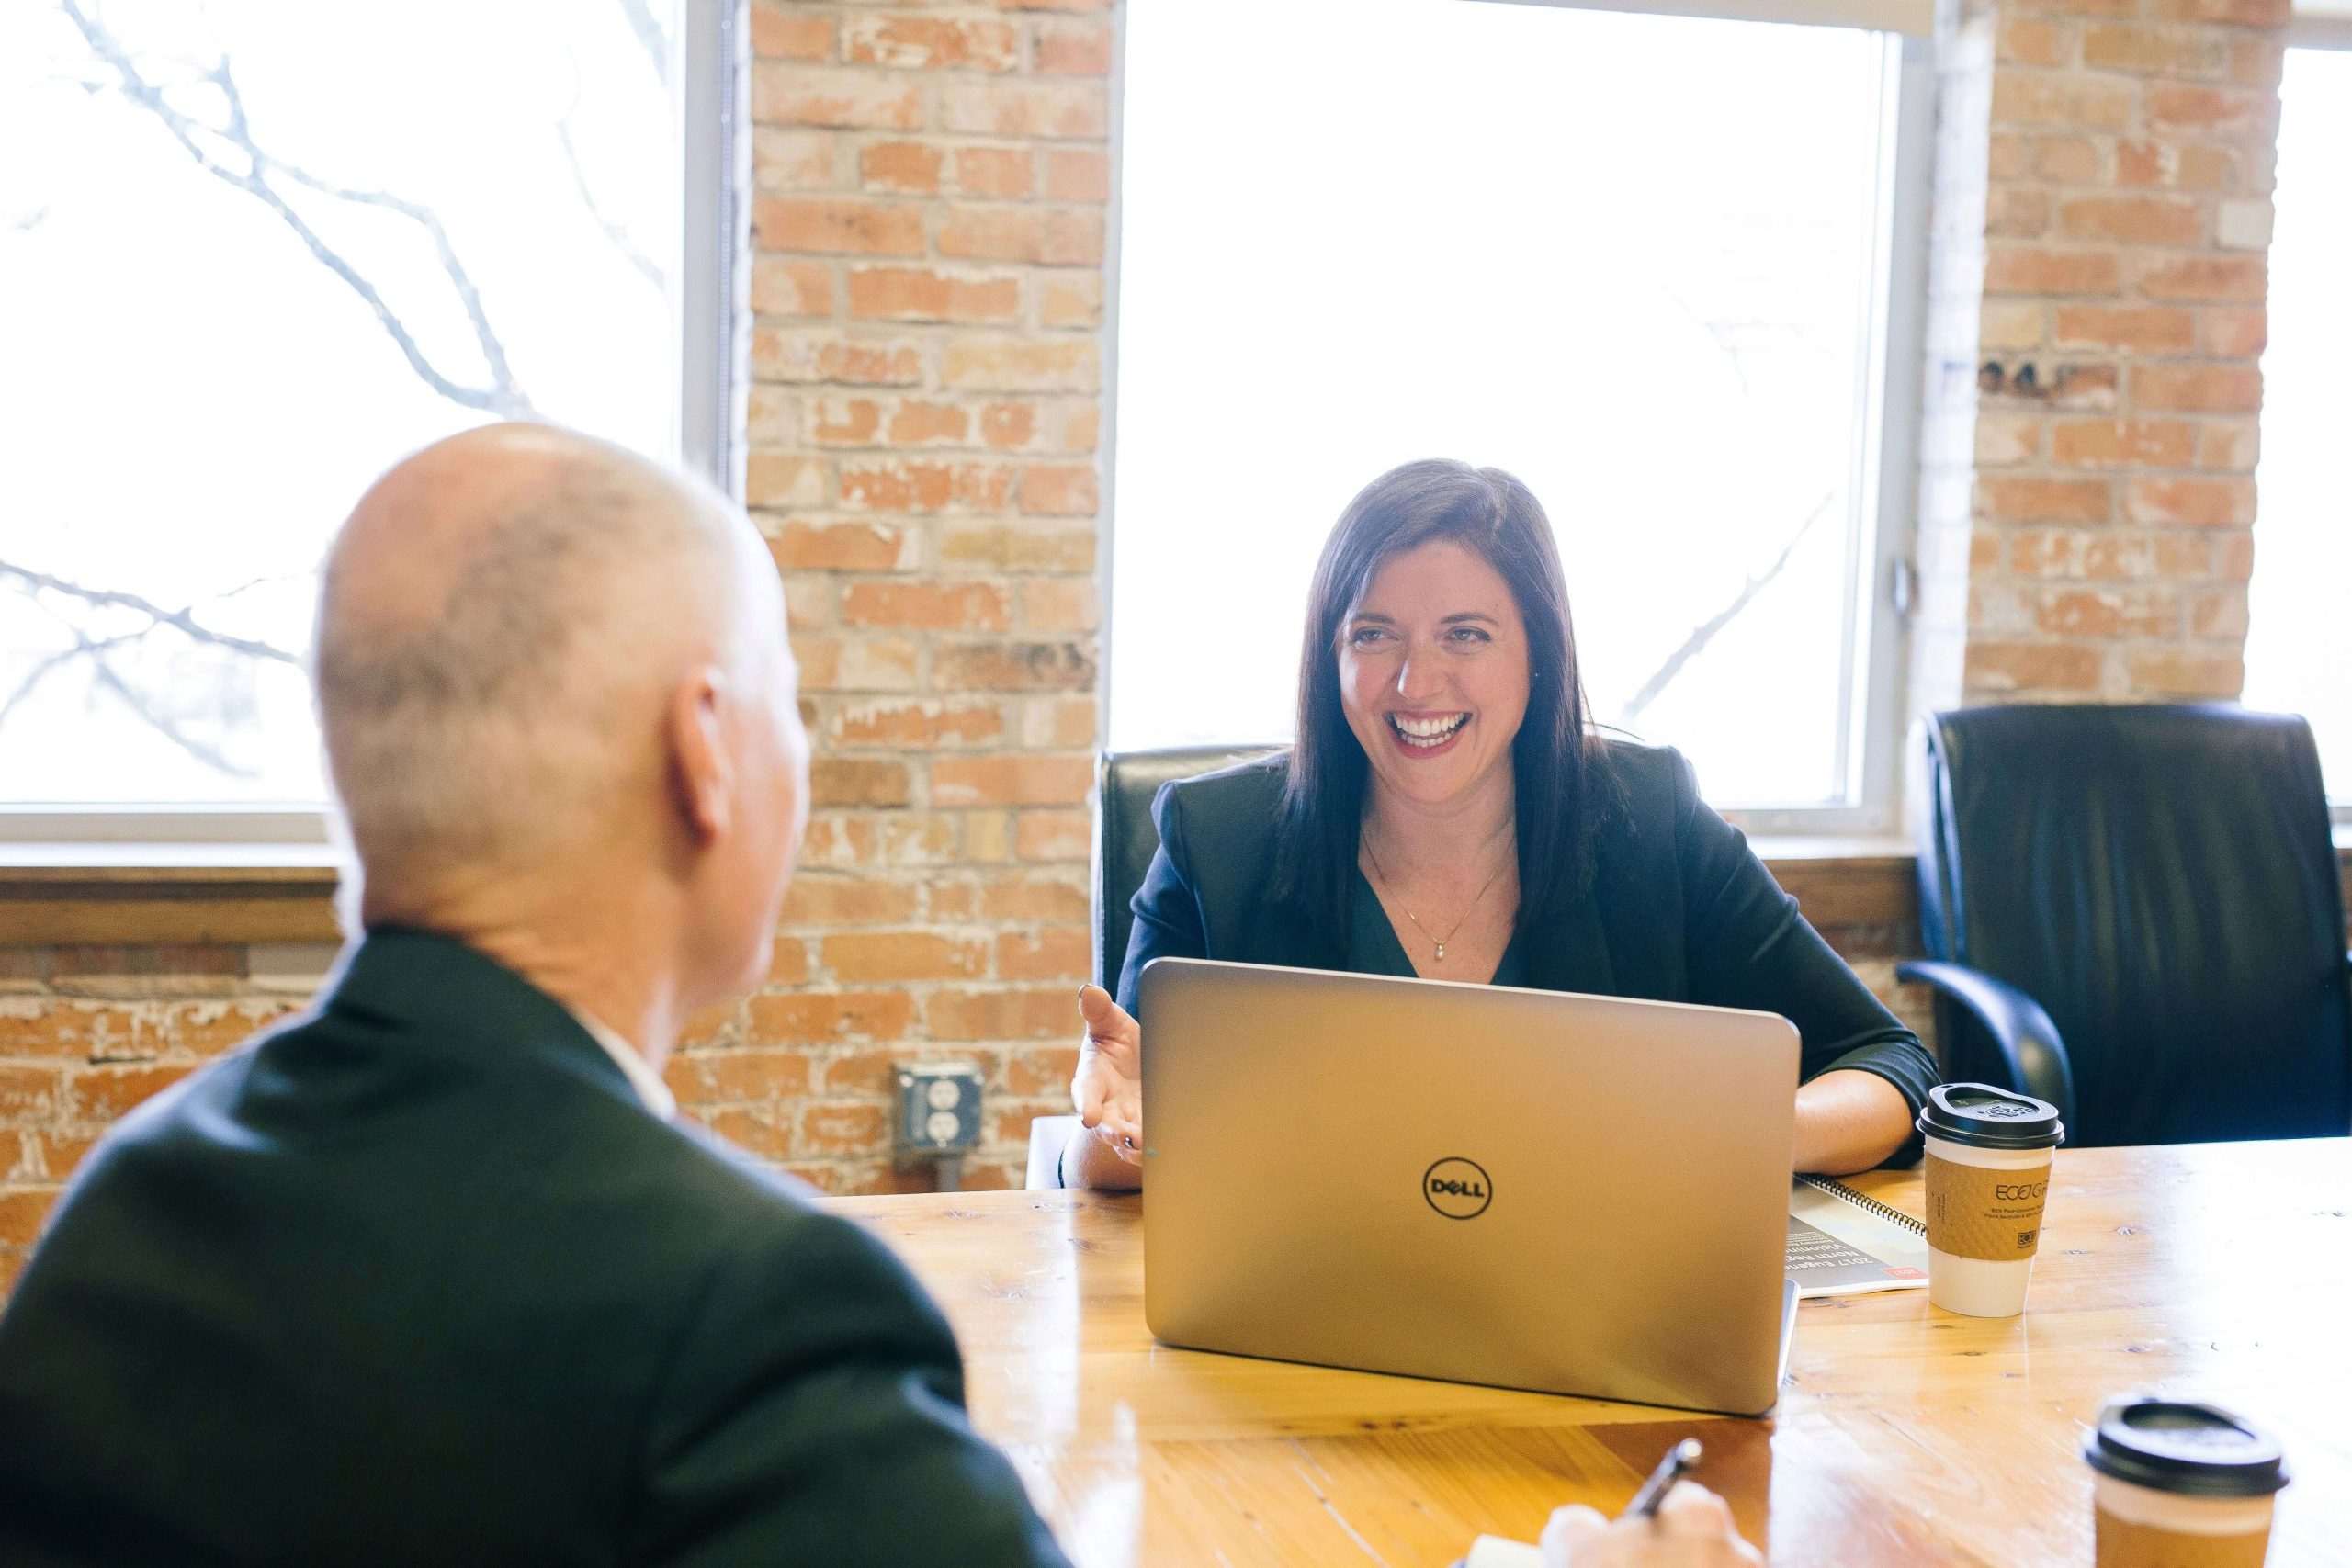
0,626,154,728
3,565,286,776
557,109,664,291
209,570,310,604
616,0,670,77
2,600,256,777
1614,493,1834,728
17,2,685,784
0,560,302,666
87,649,254,777
59,0,537,417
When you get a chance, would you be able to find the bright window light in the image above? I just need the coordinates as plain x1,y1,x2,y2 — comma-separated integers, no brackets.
2242,46,2352,804
1110,0,1910,808
0,0,685,809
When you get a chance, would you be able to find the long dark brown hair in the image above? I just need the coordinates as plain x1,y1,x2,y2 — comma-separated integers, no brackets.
1272,459,1600,939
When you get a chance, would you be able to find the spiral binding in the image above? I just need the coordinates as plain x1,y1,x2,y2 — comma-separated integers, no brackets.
1797,1174,1928,1236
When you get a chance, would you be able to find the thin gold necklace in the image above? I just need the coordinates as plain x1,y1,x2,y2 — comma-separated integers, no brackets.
1360,835,1512,963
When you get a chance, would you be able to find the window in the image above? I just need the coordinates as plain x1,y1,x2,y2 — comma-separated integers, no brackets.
1107,0,1927,822
0,0,733,830
2242,41,2352,811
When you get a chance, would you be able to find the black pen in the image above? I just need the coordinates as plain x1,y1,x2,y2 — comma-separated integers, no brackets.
1444,1438,1708,1566
1624,1438,1702,1519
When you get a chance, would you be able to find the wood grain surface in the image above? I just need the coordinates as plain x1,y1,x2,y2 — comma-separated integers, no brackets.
837,1140,2350,1566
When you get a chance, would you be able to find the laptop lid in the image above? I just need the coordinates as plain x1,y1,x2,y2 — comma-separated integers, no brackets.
1140,958,1801,1416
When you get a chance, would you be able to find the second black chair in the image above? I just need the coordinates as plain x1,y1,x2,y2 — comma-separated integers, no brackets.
1901,704,2351,1148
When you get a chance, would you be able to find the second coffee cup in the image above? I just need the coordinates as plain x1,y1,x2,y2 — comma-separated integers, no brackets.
1917,1082,2065,1317
2085,1397,2288,1567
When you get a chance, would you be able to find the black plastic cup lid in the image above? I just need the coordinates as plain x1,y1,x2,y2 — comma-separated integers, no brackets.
2084,1399,2289,1498
1916,1082,2065,1150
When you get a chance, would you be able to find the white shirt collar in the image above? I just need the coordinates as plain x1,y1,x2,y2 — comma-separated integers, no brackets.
566,1007,676,1122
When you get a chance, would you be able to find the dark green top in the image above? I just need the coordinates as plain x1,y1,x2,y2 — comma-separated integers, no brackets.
1348,867,1530,987
0,928,1069,1568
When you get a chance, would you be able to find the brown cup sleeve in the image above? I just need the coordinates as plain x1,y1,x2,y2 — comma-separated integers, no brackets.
2096,1509,2272,1568
1925,1152,2052,1262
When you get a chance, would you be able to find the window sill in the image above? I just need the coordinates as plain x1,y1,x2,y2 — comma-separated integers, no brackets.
1745,835,1918,929
0,845,341,945
1748,827,2352,932
0,832,2345,948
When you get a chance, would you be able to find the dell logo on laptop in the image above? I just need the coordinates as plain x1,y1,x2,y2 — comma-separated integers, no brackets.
1423,1157,1492,1220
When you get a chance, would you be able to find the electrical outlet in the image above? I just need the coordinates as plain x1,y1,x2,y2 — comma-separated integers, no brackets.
897,1062,984,1155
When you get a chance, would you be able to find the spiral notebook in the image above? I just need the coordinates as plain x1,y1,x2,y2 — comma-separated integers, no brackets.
1787,1176,1929,1297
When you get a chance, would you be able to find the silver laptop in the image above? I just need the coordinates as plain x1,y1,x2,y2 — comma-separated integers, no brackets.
1141,958,1802,1416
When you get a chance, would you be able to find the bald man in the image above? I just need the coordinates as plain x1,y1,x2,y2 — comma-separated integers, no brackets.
0,427,1070,1566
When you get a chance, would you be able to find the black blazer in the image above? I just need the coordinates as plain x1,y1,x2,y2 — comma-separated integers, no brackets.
0,929,1068,1567
1116,744,1938,1122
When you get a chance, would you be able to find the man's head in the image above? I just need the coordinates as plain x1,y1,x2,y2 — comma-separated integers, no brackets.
314,423,808,1010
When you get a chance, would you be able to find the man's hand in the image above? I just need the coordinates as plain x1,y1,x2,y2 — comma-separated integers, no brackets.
1540,1483,1762,1566
1071,984,1143,1167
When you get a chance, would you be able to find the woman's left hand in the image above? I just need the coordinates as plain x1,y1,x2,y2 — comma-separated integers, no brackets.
1792,1069,1914,1175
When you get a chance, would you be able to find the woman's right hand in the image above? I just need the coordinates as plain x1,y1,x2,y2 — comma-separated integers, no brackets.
1071,983,1143,1167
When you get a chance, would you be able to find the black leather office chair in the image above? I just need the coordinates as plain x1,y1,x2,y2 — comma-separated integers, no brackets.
1899,704,2350,1148
1093,745,1283,989
1021,747,1282,1190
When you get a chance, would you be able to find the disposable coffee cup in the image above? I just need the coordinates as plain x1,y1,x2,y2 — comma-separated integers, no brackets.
2085,1398,2288,1567
1916,1081,2064,1317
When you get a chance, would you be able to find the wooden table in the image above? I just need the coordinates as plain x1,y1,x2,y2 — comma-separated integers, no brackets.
838,1141,2350,1565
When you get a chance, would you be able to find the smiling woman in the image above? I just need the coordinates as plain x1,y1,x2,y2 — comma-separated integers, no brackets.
1280,462,1582,986
1339,545,1529,971
1065,460,1937,1192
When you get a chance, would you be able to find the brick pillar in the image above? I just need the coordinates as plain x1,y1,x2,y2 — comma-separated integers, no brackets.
1911,0,2287,712
672,2,1114,1192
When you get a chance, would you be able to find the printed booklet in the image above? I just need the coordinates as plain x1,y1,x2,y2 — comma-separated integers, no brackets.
1787,1176,1930,1298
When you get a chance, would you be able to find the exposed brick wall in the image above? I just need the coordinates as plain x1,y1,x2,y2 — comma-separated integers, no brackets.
692,0,1113,1195
1912,0,2287,709
2,950,310,1293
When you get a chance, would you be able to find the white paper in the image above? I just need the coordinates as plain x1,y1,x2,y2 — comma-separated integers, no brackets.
1463,1534,1544,1568
1788,1179,1930,1298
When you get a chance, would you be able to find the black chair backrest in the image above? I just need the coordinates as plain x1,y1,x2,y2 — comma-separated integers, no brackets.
1916,703,2349,1146
1094,746,1284,989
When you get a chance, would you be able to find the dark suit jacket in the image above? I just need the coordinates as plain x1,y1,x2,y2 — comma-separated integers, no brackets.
0,929,1069,1567
1115,744,1938,1122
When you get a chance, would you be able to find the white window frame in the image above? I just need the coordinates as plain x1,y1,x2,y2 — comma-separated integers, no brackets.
2291,3,2352,51
2270,23,2352,823
1737,24,1932,836
1471,0,1931,36
0,0,744,855
1099,1,1937,836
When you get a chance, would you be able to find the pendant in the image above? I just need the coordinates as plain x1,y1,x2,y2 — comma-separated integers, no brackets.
1434,942,1445,960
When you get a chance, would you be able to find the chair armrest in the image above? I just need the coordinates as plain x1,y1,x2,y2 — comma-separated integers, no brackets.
1895,960,2078,1128
1024,1114,1080,1190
